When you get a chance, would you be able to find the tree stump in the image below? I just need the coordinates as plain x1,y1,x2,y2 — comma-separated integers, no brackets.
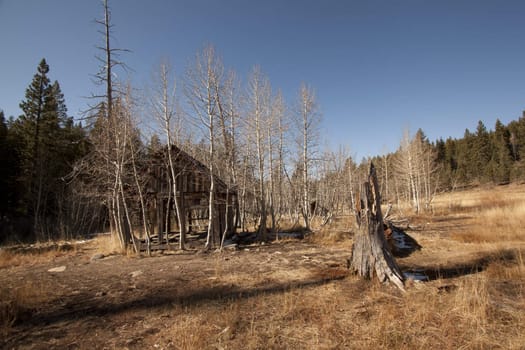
349,163,405,291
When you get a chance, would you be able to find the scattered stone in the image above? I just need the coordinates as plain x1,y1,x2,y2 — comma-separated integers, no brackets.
130,270,143,278
90,253,105,261
48,266,66,273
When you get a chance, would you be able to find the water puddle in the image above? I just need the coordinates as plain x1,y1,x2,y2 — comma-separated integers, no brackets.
403,269,429,282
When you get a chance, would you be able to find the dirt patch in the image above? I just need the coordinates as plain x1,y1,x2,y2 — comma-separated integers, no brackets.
1,238,350,349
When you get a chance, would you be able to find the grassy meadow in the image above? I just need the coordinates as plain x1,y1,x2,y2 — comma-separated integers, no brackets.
1,185,524,349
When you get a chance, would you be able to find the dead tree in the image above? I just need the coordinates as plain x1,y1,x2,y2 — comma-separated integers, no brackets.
349,163,405,291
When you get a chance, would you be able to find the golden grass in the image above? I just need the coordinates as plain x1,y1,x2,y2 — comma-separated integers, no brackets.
2,186,525,348
91,233,125,255
0,280,48,336
153,186,525,349
308,215,355,246
142,255,525,349
432,184,525,215
0,243,76,269
430,185,525,243
454,202,525,243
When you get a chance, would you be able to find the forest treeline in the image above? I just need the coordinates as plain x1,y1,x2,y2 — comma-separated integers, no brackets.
367,116,525,213
2,55,525,245
2,1,525,246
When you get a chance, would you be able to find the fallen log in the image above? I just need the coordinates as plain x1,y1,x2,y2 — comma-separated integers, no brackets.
349,163,405,291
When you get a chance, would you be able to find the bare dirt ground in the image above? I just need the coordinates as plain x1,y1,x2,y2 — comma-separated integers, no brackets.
1,236,352,349
2,186,525,349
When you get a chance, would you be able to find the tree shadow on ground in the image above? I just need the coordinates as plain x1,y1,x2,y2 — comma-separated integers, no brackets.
13,268,348,330
400,248,520,282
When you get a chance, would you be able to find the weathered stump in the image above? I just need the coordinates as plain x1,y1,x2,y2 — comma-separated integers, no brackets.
349,163,405,291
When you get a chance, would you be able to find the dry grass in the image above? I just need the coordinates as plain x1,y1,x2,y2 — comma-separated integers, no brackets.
151,186,525,349
308,215,355,246
0,242,77,269
143,255,525,349
429,185,525,243
432,184,525,215
0,280,49,336
92,233,126,255
2,186,525,349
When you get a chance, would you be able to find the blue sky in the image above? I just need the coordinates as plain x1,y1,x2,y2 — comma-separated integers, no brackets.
1,0,525,159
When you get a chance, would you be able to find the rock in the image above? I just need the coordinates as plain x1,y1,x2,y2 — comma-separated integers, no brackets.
48,266,66,272
90,253,105,261
130,270,143,278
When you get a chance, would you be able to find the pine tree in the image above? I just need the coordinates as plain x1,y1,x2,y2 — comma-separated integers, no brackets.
489,119,512,184
508,112,525,181
473,120,492,183
10,59,87,239
455,129,473,184
444,137,458,187
433,138,450,189
14,59,52,229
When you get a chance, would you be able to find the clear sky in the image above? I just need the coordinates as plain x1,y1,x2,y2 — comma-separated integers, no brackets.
1,0,525,159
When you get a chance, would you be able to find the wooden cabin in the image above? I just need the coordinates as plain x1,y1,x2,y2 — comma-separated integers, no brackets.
143,144,239,247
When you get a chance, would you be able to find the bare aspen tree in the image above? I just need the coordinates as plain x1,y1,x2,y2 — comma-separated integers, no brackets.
394,130,419,212
216,70,240,248
382,153,390,201
268,91,287,232
149,60,188,249
185,45,223,249
245,66,271,240
414,130,438,210
294,83,321,230
321,146,351,221
116,89,139,253
129,124,151,254
114,86,149,250
239,153,251,232
275,92,288,232
86,93,138,253
267,105,276,234
393,129,437,213
345,156,357,214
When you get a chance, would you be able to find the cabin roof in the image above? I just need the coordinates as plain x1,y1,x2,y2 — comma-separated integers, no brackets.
151,144,235,194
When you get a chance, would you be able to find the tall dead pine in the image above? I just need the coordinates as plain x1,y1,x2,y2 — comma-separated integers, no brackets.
349,163,405,291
